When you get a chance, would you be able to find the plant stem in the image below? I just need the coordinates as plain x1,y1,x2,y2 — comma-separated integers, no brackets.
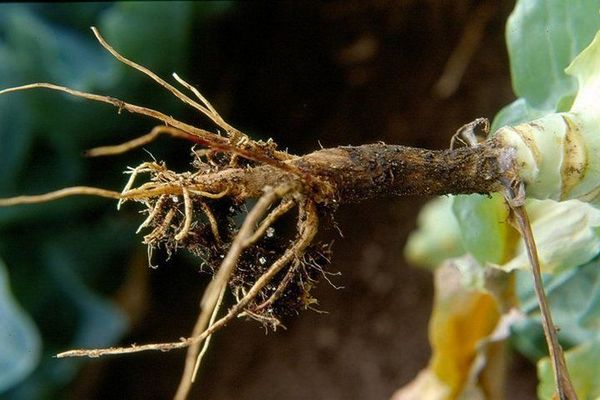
296,139,510,202
505,184,578,400
190,138,513,206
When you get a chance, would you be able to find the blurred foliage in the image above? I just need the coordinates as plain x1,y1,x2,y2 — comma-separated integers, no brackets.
452,193,515,265
0,2,230,398
404,196,464,269
427,266,502,399
538,338,600,400
0,258,40,392
392,264,510,400
405,0,600,398
492,0,600,130
505,0,600,113
513,257,600,361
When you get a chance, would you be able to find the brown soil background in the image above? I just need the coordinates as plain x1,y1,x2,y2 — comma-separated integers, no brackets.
74,2,537,399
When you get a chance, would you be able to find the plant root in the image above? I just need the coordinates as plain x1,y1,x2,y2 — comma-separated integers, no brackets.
85,126,196,157
0,186,122,206
0,26,531,400
54,188,317,350
0,29,332,400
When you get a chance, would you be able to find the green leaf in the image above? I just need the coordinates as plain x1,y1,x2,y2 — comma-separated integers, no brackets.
494,30,600,203
565,30,600,113
0,3,208,397
0,81,33,193
506,0,600,111
44,244,128,350
511,257,600,362
452,194,514,265
538,339,600,400
491,98,548,132
0,258,41,393
99,2,193,78
502,199,600,274
449,196,600,276
404,196,464,269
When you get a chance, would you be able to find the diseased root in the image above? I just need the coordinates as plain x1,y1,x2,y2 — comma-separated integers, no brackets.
0,27,334,400
0,23,581,400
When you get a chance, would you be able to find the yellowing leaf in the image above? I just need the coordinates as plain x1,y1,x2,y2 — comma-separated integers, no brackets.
428,264,503,399
566,30,600,113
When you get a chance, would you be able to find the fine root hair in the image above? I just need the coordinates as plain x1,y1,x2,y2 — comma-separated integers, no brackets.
1,26,333,400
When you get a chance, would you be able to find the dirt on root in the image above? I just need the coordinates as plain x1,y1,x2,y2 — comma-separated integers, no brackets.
79,2,537,399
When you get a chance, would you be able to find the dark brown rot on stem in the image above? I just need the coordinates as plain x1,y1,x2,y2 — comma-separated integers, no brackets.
293,140,510,203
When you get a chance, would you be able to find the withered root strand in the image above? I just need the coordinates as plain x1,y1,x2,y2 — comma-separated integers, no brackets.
0,26,522,400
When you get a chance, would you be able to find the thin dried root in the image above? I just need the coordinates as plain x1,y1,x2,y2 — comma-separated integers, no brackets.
244,198,296,247
199,199,318,334
199,202,222,244
1,26,301,175
0,186,121,206
188,187,230,199
86,126,195,157
2,89,296,182
2,82,297,173
56,341,189,358
254,259,300,312
237,309,281,327
144,208,176,244
136,195,166,234
90,27,232,134
54,186,307,359
171,73,227,128
126,31,293,163
173,286,227,400
191,285,226,382
122,185,182,200
0,83,225,149
174,186,193,241
118,162,158,210
120,185,228,203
